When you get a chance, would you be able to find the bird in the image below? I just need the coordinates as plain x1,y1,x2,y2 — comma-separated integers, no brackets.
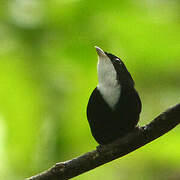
86,46,142,145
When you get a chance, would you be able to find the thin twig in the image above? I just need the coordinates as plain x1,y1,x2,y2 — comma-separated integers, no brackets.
26,103,180,180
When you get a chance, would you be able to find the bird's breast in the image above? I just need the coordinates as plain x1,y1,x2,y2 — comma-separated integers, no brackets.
97,84,121,109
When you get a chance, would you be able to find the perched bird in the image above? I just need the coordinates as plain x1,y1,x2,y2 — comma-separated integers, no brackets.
87,46,142,145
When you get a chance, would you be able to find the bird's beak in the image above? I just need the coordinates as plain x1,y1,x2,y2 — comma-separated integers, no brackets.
95,46,107,58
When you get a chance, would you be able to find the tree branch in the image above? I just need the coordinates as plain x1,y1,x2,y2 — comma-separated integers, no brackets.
26,103,180,180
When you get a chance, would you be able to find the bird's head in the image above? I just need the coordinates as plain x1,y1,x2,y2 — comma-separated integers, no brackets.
95,46,134,88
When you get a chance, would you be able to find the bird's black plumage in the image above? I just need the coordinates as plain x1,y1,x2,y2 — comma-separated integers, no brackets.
87,47,142,145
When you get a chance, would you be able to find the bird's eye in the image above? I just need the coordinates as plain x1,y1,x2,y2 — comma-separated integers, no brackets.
114,58,122,64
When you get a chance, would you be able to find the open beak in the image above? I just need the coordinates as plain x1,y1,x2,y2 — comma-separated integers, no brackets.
95,46,107,58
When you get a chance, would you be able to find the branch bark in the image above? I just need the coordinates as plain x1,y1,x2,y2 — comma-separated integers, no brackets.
26,103,180,180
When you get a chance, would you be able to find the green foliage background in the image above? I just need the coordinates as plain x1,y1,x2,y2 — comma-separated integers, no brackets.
0,0,180,179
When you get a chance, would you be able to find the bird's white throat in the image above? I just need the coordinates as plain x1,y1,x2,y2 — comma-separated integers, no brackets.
97,55,121,109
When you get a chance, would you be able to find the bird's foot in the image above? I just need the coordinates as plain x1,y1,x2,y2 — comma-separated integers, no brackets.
96,144,111,153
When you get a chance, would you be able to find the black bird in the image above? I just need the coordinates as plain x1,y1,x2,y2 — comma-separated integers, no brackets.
87,46,142,145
